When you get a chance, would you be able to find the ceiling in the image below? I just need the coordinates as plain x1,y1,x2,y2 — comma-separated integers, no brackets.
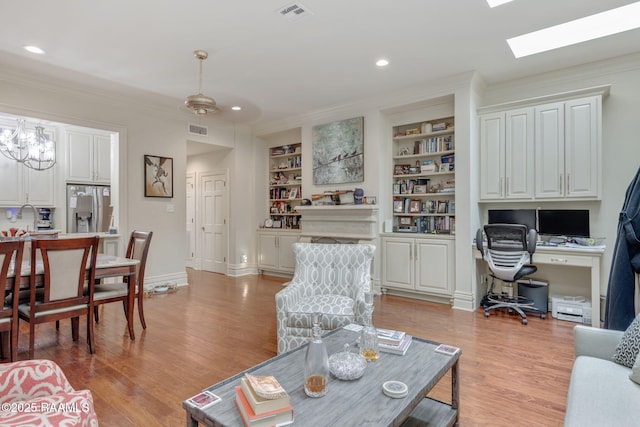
1,0,639,127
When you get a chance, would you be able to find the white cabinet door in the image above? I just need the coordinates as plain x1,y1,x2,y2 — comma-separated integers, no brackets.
0,154,23,205
382,237,413,290
278,233,299,271
479,112,505,200
94,134,111,184
66,130,111,184
415,239,453,295
66,131,94,183
258,232,278,271
565,97,598,198
505,108,534,199
24,166,55,206
534,102,565,198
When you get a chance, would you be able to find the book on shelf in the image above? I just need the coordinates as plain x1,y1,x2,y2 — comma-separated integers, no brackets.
376,328,405,346
240,377,291,415
235,386,294,427
379,334,413,356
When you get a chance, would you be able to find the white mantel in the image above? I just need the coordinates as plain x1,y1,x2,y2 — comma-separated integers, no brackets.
295,204,381,290
295,205,379,242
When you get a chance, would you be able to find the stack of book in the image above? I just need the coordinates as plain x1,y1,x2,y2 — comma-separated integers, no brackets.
377,328,412,356
235,374,294,427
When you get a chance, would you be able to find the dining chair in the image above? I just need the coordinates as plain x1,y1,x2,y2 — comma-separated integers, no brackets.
93,230,152,334
18,236,99,359
0,240,24,362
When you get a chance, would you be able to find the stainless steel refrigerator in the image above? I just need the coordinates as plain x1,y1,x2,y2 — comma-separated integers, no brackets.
67,184,112,233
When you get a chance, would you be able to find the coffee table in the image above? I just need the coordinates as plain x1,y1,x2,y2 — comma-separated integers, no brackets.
183,328,459,427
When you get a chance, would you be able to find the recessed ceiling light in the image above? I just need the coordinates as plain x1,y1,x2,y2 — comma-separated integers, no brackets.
376,59,389,67
487,0,513,8
231,106,242,111
24,45,45,54
507,2,640,58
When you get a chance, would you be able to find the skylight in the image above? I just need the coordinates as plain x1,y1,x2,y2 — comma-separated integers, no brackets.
486,0,513,8
507,2,640,58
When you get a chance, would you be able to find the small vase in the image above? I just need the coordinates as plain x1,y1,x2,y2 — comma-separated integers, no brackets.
360,292,379,362
304,313,329,397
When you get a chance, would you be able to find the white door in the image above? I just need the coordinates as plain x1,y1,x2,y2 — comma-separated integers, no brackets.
200,171,228,274
186,173,196,269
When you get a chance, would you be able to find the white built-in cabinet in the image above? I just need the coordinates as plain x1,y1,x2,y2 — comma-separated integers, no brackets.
480,94,601,201
479,108,534,200
66,130,111,184
381,235,454,300
257,229,299,274
534,97,599,199
0,147,55,207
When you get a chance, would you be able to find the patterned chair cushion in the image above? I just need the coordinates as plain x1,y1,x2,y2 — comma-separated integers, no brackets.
275,243,375,354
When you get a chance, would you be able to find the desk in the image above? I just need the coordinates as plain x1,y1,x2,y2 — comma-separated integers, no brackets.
184,328,459,427
9,254,139,339
474,244,604,327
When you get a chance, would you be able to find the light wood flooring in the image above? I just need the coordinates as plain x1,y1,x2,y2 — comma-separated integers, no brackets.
6,269,577,426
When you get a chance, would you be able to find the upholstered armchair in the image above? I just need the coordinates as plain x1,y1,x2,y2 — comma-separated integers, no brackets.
275,243,376,354
0,359,98,426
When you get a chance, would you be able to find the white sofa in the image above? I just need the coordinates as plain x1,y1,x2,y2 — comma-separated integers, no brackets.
564,325,640,427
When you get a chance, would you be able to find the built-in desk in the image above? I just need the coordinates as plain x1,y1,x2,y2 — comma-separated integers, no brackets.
474,243,605,327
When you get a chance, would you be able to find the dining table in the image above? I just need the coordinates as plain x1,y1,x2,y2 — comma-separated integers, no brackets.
5,252,139,340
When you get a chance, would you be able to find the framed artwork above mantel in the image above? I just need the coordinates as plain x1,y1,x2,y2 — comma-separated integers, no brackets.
312,116,364,185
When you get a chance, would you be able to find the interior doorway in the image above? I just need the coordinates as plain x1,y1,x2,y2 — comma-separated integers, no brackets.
186,172,196,268
199,170,228,274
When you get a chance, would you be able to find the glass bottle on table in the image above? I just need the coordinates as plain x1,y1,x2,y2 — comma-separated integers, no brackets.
360,292,379,362
304,313,329,397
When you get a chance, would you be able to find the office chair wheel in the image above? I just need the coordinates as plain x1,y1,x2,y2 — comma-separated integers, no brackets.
484,310,490,318
521,318,528,325
540,314,546,319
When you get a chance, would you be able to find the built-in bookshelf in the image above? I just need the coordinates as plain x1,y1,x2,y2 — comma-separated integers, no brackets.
391,117,455,234
268,142,302,229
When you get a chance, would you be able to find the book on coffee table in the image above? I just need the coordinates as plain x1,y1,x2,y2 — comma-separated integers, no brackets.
377,328,406,346
235,386,294,427
240,377,291,415
379,334,412,356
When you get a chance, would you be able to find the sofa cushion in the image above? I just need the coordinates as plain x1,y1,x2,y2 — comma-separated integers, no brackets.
630,352,640,385
565,355,640,427
613,312,640,368
287,294,355,329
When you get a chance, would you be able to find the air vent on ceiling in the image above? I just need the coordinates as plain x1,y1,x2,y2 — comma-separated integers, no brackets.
188,123,208,136
277,3,312,21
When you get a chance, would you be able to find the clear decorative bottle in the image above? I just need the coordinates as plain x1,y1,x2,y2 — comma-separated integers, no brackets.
360,292,379,362
304,313,329,397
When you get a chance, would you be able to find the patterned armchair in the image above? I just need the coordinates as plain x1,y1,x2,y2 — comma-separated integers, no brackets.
275,243,375,354
0,359,98,426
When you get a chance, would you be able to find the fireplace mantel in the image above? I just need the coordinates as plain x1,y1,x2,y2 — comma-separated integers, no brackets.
295,205,379,242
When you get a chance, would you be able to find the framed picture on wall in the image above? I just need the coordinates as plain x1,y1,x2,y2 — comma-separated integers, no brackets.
144,155,173,198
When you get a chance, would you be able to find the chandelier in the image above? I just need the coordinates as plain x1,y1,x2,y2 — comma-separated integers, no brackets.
0,119,56,171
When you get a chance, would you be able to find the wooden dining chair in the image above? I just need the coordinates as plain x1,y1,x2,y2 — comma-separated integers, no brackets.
18,236,99,359
93,231,152,334
0,240,24,362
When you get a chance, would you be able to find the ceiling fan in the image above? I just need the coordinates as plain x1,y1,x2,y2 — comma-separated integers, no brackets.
184,50,220,115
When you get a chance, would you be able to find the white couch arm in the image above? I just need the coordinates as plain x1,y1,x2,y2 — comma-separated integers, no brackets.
574,324,624,360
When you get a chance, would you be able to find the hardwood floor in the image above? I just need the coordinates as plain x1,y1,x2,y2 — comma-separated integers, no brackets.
6,269,577,426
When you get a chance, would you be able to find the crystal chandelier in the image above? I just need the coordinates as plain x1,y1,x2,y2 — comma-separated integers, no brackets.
0,119,56,171
0,118,29,162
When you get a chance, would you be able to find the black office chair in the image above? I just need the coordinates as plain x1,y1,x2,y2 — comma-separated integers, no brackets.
476,224,545,325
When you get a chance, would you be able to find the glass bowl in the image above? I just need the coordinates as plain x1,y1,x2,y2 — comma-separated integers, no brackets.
328,344,367,381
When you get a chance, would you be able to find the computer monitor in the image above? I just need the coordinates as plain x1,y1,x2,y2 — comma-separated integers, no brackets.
488,209,537,231
537,209,590,238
